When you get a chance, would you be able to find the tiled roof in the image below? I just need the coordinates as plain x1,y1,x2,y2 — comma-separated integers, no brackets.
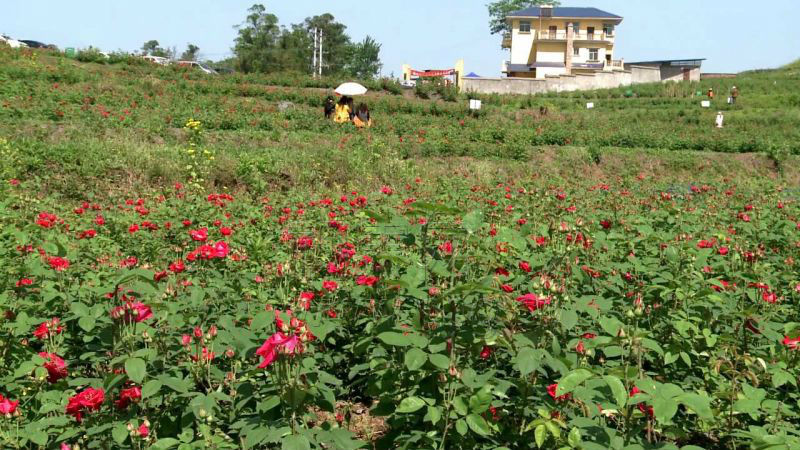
508,7,622,19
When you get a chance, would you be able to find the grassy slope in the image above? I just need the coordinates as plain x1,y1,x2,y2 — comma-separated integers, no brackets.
0,49,798,200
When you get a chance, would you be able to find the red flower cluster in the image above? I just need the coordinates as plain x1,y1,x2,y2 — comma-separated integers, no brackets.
115,386,142,409
256,310,314,369
0,393,19,416
187,241,229,261
111,301,153,323
39,352,68,383
516,293,551,312
66,387,105,422
33,318,63,339
48,256,70,271
547,383,571,402
630,386,654,418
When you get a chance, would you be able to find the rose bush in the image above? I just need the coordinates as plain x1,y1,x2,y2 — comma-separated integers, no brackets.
1,172,799,450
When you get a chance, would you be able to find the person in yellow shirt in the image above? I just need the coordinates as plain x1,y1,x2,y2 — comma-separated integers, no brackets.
353,103,372,128
333,96,354,123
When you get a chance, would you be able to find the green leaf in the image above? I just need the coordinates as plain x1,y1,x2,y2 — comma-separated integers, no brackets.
125,357,146,384
396,396,426,413
455,418,468,436
535,424,547,448
652,396,678,423
281,435,311,450
142,380,162,398
556,368,593,397
560,309,578,331
151,438,180,450
568,428,582,448
113,423,129,444
425,406,442,425
244,426,270,449
515,347,540,376
377,331,411,347
603,375,627,408
404,348,427,371
428,353,451,370
463,210,484,234
78,316,96,332
466,413,491,436
678,393,713,420
468,386,493,413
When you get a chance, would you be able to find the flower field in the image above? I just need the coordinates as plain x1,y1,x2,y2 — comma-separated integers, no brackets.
1,48,800,450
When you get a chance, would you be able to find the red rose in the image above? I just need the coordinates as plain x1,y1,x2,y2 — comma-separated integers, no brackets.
39,352,68,383
115,386,142,409
66,387,105,422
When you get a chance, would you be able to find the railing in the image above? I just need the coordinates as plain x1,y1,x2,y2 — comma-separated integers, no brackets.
535,31,614,42
537,30,567,40
609,59,624,68
575,32,614,41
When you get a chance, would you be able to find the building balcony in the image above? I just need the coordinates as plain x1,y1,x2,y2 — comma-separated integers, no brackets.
535,31,614,43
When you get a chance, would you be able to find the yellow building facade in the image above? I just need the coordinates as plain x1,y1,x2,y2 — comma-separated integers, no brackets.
502,6,624,79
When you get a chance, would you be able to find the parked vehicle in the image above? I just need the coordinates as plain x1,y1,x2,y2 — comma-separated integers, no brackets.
20,40,49,49
400,79,417,88
142,55,170,66
176,60,218,75
0,35,28,48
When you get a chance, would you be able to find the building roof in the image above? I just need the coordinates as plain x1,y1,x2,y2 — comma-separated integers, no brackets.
508,7,622,19
627,58,706,67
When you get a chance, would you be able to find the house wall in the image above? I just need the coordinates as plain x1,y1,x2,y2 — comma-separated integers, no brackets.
660,65,701,82
510,19,535,64
462,66,661,95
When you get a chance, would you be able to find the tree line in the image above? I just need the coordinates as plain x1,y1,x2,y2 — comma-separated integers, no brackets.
140,4,382,79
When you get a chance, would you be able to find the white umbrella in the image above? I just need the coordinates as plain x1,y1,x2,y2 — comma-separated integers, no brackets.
335,82,368,96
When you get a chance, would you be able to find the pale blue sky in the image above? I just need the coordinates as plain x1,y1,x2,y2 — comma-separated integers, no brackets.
3,1,797,76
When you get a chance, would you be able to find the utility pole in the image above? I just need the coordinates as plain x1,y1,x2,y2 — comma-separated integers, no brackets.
318,29,323,77
312,27,318,77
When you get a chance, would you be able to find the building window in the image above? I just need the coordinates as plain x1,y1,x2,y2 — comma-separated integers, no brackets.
572,22,580,34
589,48,599,61
603,24,615,36
573,47,580,57
519,21,531,33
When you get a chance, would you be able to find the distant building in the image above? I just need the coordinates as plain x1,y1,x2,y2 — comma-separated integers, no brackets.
502,5,624,79
624,59,705,82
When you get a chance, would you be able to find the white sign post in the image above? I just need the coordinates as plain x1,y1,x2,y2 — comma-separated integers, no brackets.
469,99,482,110
586,102,594,109
715,112,724,128
701,100,711,108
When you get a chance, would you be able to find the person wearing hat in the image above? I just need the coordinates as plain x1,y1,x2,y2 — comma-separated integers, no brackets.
707,88,714,100
730,86,739,105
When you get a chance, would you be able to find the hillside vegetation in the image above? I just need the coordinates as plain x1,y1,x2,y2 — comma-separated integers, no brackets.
0,48,798,199
1,48,800,450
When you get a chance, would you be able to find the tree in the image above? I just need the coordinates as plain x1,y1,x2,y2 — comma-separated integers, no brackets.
181,44,200,61
487,0,560,35
301,14,351,75
345,36,382,79
233,4,282,73
142,40,161,55
141,40,172,58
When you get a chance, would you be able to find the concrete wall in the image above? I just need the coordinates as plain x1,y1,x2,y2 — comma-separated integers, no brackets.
629,65,661,84
461,65,661,95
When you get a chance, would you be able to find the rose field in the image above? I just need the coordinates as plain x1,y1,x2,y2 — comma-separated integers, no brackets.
1,48,800,450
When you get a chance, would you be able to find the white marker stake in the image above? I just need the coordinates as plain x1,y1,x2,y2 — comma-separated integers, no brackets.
715,112,724,128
